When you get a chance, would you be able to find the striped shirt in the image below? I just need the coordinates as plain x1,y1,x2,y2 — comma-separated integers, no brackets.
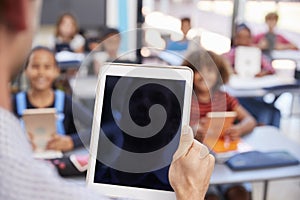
190,91,239,126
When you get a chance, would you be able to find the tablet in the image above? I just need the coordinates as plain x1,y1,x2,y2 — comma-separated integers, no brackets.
87,63,193,200
235,46,261,78
204,111,238,153
22,108,63,159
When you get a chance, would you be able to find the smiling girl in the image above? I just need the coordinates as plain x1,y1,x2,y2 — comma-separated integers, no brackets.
13,46,85,152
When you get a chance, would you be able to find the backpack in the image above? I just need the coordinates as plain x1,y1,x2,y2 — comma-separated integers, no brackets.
16,90,66,135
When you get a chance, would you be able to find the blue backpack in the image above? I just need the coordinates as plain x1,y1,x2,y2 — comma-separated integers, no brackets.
16,90,66,135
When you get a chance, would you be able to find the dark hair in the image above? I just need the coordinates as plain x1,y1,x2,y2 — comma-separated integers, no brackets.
181,17,191,23
182,49,231,90
24,46,58,69
0,1,5,20
100,28,120,43
265,12,279,21
55,12,79,38
236,23,251,35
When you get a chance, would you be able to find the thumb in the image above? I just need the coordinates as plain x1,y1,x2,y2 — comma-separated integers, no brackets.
172,125,194,161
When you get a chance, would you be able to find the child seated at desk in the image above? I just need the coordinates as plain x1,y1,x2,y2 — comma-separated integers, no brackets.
12,46,91,152
223,23,281,127
183,49,256,200
51,13,85,53
223,23,275,77
185,50,256,143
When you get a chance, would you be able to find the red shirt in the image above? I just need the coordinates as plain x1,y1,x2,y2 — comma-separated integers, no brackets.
190,91,239,126
254,33,291,45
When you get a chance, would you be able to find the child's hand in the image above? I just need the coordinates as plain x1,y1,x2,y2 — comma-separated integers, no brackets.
257,38,269,50
47,134,74,152
27,132,37,151
225,125,242,141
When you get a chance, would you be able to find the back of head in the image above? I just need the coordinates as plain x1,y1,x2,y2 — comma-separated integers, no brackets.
0,0,27,31
0,0,42,79
100,28,120,42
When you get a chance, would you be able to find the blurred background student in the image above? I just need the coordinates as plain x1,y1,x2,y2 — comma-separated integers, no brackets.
223,23,275,77
87,28,136,75
253,12,298,58
13,46,92,152
164,17,201,59
51,13,85,53
223,24,281,127
165,17,192,52
92,28,121,75
184,49,256,200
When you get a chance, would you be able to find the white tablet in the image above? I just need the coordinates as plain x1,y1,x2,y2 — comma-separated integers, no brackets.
22,108,63,159
87,63,193,200
22,108,56,151
235,46,261,78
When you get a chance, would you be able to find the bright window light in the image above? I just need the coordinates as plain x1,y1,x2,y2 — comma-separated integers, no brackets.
200,31,231,54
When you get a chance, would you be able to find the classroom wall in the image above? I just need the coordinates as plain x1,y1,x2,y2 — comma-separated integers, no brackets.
40,0,106,28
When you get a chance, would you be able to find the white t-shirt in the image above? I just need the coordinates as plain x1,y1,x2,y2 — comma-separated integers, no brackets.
48,34,85,52
0,108,106,200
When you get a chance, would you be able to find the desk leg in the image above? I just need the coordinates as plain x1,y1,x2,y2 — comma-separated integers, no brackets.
263,181,268,200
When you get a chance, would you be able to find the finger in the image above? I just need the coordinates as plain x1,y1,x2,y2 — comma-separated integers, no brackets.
199,142,210,159
206,154,215,178
172,125,194,161
46,139,57,150
51,133,59,139
189,140,210,159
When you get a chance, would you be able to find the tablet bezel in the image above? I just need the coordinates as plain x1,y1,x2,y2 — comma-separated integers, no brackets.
86,63,193,200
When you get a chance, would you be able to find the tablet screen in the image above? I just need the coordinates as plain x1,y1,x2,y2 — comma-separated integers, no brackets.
93,75,186,191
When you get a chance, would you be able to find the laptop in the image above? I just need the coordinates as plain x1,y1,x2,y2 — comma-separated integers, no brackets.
86,63,193,200
235,46,262,78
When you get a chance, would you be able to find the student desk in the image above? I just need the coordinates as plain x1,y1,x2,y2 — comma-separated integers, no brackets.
210,126,300,200
65,126,300,200
223,75,299,98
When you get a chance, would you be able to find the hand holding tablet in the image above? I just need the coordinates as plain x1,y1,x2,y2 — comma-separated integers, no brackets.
169,126,215,200
22,108,57,152
86,63,215,199
22,108,63,159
